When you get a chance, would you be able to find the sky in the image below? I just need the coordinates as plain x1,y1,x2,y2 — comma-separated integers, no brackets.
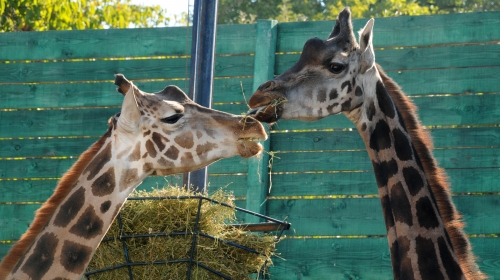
129,0,191,26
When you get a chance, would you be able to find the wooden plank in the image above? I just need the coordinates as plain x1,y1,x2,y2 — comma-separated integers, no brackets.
0,55,253,83
1,85,497,140
0,198,248,241
268,237,500,280
0,78,253,109
0,176,181,203
276,44,500,73
270,127,500,152
0,103,249,138
1,237,498,278
206,174,249,197
266,196,500,236
270,148,500,173
276,11,500,52
0,174,246,203
10,149,489,182
4,195,496,244
269,168,500,196
0,244,12,259
2,166,497,203
0,25,256,61
0,137,97,158
273,93,500,131
0,156,249,180
0,204,40,240
0,108,115,138
273,65,500,98
245,19,277,223
386,67,500,95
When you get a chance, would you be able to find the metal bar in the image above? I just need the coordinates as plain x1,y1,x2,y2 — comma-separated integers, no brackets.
128,195,291,227
116,214,134,280
186,198,204,279
184,0,219,193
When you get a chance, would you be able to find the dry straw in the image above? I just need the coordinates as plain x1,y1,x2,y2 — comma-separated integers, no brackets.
87,186,280,279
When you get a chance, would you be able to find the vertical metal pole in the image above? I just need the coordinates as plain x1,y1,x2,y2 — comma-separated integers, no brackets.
184,0,218,193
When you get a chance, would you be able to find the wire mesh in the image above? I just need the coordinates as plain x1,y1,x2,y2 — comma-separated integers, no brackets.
85,195,290,280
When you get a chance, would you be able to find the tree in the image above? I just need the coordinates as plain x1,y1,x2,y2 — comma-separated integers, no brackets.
0,0,169,32
217,0,499,24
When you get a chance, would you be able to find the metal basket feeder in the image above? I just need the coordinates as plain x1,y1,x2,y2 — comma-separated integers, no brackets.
85,195,290,280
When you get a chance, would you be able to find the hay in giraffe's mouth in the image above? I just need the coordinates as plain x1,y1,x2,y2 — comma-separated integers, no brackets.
247,97,287,115
246,97,287,123
238,137,265,142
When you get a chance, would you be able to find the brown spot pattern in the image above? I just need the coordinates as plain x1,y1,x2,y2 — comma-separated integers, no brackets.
21,232,59,280
181,152,196,166
143,163,154,173
100,200,112,213
158,157,174,168
60,240,93,274
175,131,194,149
91,167,116,197
152,132,169,151
196,142,218,157
145,139,157,158
317,88,327,102
165,145,180,160
119,168,139,191
128,142,141,162
53,186,86,228
86,142,112,181
69,205,104,239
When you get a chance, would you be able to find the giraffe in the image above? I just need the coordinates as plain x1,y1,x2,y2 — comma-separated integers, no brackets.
247,8,486,280
0,74,267,280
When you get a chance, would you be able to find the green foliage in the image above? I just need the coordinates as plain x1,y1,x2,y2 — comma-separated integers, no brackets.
217,0,500,24
0,0,169,32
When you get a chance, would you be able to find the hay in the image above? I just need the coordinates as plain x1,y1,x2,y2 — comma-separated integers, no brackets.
87,186,280,279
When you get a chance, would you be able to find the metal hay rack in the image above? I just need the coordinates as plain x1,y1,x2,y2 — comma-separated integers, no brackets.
85,195,290,280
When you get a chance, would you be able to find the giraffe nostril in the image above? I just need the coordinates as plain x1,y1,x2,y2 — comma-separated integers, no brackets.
258,80,274,92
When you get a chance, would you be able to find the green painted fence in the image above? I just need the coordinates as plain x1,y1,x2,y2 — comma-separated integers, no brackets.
1,11,500,279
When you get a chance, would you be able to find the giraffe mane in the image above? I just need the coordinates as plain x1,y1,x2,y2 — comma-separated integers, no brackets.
0,122,113,278
376,64,486,280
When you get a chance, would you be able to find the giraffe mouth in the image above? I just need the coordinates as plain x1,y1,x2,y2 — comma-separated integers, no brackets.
247,95,287,123
237,138,264,158
246,100,286,123
234,115,268,158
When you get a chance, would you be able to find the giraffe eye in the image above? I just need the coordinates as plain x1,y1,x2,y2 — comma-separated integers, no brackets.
329,63,346,74
161,114,183,124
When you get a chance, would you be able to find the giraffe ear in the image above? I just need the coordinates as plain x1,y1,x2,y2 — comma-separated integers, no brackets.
155,85,192,103
328,18,341,39
359,18,375,74
118,83,141,132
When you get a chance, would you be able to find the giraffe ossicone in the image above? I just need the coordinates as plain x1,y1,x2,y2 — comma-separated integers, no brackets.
0,74,267,280
248,8,486,280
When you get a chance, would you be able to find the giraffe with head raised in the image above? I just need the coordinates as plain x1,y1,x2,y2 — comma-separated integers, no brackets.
248,8,486,280
0,74,267,280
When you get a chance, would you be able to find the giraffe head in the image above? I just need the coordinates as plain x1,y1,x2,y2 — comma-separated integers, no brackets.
113,74,267,176
248,8,375,123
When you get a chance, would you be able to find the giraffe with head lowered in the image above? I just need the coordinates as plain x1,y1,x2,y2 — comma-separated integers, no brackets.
248,8,486,280
0,74,267,280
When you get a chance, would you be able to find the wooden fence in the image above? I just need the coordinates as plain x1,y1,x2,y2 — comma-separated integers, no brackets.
1,11,499,279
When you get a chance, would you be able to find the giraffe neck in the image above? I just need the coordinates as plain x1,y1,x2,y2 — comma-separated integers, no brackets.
0,127,151,280
345,65,484,280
